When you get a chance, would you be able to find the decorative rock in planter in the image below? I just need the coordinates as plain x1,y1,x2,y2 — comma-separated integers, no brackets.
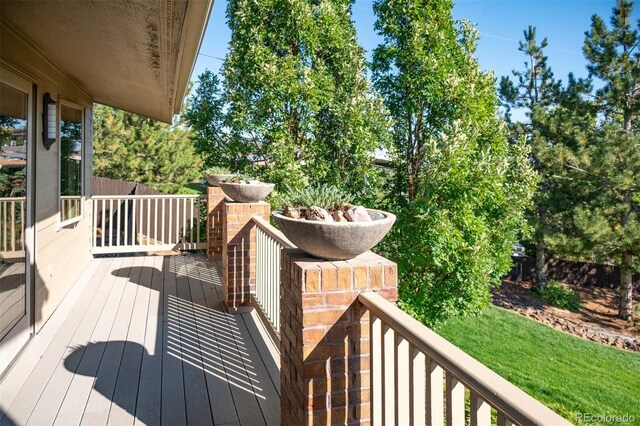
219,182,275,203
204,173,232,186
272,208,396,260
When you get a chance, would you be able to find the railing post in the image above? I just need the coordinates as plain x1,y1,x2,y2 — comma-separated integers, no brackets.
221,201,270,312
206,187,226,260
279,249,398,425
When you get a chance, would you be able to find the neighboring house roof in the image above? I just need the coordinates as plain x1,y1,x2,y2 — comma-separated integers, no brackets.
0,0,213,123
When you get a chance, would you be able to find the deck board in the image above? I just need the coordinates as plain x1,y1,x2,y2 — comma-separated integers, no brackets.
0,253,280,426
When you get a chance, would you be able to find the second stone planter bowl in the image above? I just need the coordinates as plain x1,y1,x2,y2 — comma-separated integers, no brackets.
204,173,232,186
272,209,396,260
219,182,275,203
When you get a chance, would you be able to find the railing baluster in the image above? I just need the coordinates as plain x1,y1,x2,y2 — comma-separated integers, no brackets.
147,198,151,245
470,391,491,426
124,199,129,246
189,199,194,243
10,200,15,252
396,335,410,425
410,346,426,425
101,199,106,247
154,198,158,245
446,373,465,426
3,201,7,251
182,198,187,246
116,198,121,247
383,324,395,425
497,413,515,426
196,197,201,243
161,198,166,244
20,200,24,250
108,199,113,247
371,314,383,426
132,198,137,245
426,358,444,426
92,198,97,250
168,199,173,244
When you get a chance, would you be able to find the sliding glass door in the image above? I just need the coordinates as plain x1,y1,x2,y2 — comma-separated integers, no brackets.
0,69,32,375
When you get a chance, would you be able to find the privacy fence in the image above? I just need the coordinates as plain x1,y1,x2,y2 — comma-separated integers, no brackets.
511,256,640,289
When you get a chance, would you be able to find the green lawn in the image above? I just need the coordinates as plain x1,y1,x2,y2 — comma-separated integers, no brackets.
436,306,640,425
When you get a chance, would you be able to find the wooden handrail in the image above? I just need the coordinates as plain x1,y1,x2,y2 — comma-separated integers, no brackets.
91,194,205,200
358,291,572,426
251,216,295,249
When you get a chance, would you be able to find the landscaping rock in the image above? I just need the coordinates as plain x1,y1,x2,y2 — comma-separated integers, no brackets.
369,212,385,221
284,206,301,219
331,210,348,222
306,206,333,222
345,206,371,222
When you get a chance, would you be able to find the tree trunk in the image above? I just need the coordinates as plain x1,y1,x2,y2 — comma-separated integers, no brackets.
535,240,547,290
534,210,547,290
619,252,633,320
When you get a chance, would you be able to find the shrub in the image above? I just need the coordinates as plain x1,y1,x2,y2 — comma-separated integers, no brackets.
203,166,231,175
532,280,582,311
280,185,353,210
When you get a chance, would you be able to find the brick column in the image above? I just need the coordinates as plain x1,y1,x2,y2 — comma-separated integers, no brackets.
280,249,398,425
222,201,270,311
206,186,226,260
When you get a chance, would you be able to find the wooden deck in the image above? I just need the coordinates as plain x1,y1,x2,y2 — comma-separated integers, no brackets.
0,254,280,426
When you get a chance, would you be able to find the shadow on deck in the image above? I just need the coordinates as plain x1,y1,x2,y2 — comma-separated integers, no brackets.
0,253,280,425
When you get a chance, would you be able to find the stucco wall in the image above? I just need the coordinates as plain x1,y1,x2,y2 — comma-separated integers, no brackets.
1,23,94,332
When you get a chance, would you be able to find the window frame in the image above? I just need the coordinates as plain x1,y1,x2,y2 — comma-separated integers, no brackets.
57,98,84,228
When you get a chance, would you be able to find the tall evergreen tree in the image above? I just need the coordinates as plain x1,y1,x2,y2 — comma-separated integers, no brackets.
93,105,202,193
372,0,536,326
571,0,640,319
220,0,390,192
499,27,563,289
183,71,228,170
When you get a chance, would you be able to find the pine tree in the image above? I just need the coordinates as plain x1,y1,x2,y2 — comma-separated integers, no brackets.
499,27,563,289
93,105,202,193
372,0,536,325
183,71,228,170
573,0,640,319
220,0,390,192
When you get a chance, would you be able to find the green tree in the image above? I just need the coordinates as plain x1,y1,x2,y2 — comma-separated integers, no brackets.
499,27,564,289
93,104,202,193
372,0,537,326
218,0,390,192
567,0,640,319
183,71,229,170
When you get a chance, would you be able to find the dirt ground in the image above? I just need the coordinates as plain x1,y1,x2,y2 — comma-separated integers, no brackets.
493,279,640,351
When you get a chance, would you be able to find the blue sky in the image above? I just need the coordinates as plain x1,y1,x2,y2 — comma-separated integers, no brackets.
193,0,633,88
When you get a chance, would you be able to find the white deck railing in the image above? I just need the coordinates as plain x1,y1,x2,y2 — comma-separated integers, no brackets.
0,197,25,260
358,292,571,426
252,216,294,337
91,195,207,254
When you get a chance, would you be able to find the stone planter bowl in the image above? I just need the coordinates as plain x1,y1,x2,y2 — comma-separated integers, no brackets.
219,182,275,203
272,209,396,260
204,173,232,186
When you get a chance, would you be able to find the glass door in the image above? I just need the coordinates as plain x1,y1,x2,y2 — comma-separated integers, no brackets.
0,70,32,375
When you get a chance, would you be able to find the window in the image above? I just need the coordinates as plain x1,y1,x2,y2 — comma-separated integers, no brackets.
59,102,83,225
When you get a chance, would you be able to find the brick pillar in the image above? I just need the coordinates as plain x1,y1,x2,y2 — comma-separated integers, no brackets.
222,201,270,311
206,186,226,260
280,249,398,425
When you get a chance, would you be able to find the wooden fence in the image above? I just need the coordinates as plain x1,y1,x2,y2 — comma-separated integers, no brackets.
510,256,640,289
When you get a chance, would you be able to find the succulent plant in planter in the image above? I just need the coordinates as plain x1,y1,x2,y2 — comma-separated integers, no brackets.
203,166,232,186
218,174,275,202
272,185,395,260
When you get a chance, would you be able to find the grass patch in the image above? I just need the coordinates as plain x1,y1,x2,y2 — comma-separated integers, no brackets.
532,280,582,310
437,306,640,424
179,182,207,194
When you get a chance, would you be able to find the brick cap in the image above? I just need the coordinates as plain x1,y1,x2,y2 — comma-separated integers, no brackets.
282,248,396,269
